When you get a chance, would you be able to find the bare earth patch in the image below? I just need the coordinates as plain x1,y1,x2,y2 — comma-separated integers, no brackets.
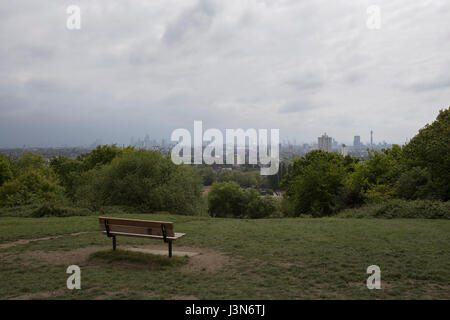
275,261,304,268
171,295,199,300
124,246,199,257
125,244,232,273
19,246,108,265
0,232,92,250
3,241,232,273
8,288,66,300
347,281,393,289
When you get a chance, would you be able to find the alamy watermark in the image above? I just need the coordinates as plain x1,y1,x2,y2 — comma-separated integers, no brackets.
366,265,381,289
66,5,81,30
366,5,381,30
66,265,81,289
170,121,279,175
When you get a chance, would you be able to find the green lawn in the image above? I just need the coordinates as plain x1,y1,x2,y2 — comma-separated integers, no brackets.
0,213,449,299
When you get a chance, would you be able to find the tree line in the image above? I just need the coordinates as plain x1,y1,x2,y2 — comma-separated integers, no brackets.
0,107,448,219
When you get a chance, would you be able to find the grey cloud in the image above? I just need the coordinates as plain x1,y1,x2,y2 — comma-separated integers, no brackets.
284,79,323,91
278,100,316,114
162,0,217,45
0,0,449,147
408,76,450,92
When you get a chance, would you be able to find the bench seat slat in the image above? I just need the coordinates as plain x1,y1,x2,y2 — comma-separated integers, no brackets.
99,217,174,235
101,231,185,241
99,224,169,237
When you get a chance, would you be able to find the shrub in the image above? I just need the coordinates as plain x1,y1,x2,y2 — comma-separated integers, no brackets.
73,150,204,215
395,167,434,200
77,144,133,170
282,151,349,217
208,182,277,218
208,181,245,218
217,170,264,188
0,170,65,207
245,189,276,219
403,107,450,201
338,199,450,219
198,167,217,186
31,202,92,217
0,155,13,187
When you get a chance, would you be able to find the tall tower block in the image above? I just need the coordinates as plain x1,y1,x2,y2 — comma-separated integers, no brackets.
370,130,373,147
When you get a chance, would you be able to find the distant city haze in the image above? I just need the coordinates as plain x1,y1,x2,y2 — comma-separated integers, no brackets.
1,0,449,147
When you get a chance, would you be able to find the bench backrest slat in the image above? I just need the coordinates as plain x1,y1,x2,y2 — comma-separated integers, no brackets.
99,217,175,237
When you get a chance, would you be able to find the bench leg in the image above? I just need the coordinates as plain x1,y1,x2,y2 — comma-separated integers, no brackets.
168,240,172,258
112,236,116,251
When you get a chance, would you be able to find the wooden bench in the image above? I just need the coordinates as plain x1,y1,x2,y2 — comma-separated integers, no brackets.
99,217,186,257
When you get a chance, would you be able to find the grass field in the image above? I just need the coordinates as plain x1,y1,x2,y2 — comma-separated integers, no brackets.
0,213,449,299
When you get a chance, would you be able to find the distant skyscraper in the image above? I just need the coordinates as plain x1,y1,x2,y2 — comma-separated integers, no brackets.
341,144,348,156
144,134,150,149
318,133,332,152
353,135,361,148
370,130,373,148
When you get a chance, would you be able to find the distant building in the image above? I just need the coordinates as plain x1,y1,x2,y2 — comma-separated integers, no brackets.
370,130,373,148
318,133,332,152
353,135,361,148
341,144,348,156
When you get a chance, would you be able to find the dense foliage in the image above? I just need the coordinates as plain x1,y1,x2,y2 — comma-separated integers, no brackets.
0,107,448,219
0,152,64,207
73,150,204,215
282,107,450,217
338,199,450,219
208,181,276,218
0,147,204,216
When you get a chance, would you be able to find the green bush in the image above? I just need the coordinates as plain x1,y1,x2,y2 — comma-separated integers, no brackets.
73,150,204,215
403,107,450,201
217,169,266,188
0,202,92,217
0,155,13,187
76,144,134,171
338,199,450,219
282,151,350,217
245,189,276,219
208,181,245,218
31,202,93,218
208,182,276,218
197,167,217,186
0,204,40,217
395,167,434,200
0,168,65,207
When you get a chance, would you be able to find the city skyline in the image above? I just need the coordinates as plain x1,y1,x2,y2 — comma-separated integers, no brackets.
0,128,406,149
1,1,449,147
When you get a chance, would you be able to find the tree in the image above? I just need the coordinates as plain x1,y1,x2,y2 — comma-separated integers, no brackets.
208,181,245,218
217,169,258,188
77,144,133,170
14,151,46,173
49,156,83,197
244,189,276,219
208,181,277,219
403,107,450,200
395,166,432,200
0,152,64,207
0,155,13,187
198,167,217,186
73,149,203,215
282,150,350,217
268,161,290,191
346,146,403,203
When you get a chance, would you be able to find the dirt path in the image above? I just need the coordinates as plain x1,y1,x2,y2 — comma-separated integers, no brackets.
0,232,93,250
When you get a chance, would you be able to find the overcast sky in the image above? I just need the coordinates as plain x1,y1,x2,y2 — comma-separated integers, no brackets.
0,0,449,147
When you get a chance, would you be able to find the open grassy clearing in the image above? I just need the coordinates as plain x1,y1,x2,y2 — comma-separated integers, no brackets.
0,213,449,299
